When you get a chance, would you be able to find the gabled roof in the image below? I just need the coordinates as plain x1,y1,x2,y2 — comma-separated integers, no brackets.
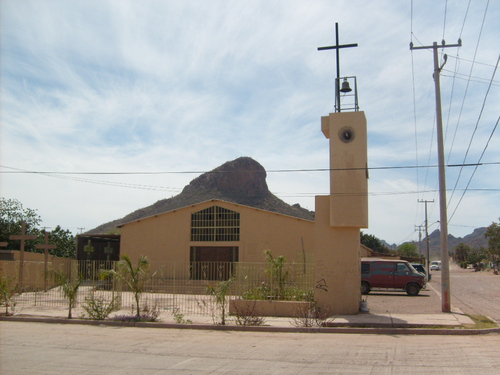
118,198,314,228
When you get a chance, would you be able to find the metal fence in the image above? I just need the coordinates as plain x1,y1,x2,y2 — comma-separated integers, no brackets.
3,259,315,316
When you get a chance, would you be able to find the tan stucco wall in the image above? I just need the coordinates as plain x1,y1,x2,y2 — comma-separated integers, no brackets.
313,195,361,314
321,112,368,228
119,200,315,265
12,251,57,262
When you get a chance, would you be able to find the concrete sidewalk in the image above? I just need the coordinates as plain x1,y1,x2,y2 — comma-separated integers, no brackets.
2,305,498,335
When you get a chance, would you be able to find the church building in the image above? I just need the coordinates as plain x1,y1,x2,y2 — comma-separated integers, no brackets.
118,198,315,275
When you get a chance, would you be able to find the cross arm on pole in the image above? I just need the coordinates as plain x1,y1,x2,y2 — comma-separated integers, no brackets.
317,43,358,51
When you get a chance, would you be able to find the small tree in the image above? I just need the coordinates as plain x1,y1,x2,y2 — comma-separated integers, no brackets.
485,219,500,268
397,243,419,258
49,269,82,319
101,255,150,318
36,226,76,258
360,232,391,254
206,278,234,325
454,243,471,264
0,198,41,252
466,247,487,268
264,250,289,300
0,276,17,315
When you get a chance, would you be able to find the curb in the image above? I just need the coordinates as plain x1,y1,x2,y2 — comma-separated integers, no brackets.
2,315,500,336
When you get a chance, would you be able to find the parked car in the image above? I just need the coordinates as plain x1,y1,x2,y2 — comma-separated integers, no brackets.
431,261,442,271
361,258,426,296
411,263,431,281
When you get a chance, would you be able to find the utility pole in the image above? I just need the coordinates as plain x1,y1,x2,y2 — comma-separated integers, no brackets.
411,39,462,312
414,224,424,256
418,199,434,281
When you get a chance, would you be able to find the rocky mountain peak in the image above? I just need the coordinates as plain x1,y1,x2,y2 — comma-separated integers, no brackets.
88,157,314,234
182,157,268,197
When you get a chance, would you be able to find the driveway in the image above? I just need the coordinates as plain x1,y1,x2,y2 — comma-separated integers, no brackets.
363,263,500,322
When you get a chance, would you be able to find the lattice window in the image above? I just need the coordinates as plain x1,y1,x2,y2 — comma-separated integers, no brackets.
191,206,240,241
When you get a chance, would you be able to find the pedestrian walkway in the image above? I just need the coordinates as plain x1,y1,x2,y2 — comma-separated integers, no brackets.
3,304,497,335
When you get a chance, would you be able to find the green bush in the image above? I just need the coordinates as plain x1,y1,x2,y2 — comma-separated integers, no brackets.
0,277,17,315
242,250,314,302
242,283,313,302
82,291,120,320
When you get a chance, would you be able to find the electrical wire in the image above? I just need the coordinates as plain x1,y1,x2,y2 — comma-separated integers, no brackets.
447,0,491,207
410,0,422,227
1,162,498,175
442,0,448,42
449,115,499,222
448,50,498,209
448,55,500,221
441,71,500,86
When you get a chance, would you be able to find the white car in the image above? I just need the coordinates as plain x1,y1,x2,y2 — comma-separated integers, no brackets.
431,261,441,271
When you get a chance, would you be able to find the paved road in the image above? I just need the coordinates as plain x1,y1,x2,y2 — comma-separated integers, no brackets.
1,321,499,374
431,264,500,323
361,263,500,322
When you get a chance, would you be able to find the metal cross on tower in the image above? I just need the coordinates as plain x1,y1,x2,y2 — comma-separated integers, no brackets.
318,22,358,112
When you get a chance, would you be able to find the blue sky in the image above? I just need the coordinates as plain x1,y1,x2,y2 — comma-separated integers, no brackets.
1,0,498,244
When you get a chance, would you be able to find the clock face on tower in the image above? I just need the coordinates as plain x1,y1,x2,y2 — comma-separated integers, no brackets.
338,126,355,143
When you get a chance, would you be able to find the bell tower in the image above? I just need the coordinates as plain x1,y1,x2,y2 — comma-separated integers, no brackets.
321,110,368,228
314,24,368,314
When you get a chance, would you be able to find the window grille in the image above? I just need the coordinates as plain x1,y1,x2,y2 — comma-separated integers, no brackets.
191,206,240,241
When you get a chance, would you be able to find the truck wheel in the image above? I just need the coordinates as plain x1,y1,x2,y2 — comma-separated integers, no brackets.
361,282,370,295
406,283,420,296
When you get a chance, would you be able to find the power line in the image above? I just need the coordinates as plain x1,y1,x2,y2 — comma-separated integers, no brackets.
459,0,472,38
1,162,498,175
410,0,422,232
447,55,497,68
449,113,500,222
441,72,500,86
448,53,499,210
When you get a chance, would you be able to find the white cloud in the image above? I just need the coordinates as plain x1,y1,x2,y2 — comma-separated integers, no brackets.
1,0,498,243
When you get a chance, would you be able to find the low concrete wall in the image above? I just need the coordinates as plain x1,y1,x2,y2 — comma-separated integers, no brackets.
229,299,313,317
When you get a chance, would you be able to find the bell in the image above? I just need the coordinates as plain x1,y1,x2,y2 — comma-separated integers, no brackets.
340,78,352,93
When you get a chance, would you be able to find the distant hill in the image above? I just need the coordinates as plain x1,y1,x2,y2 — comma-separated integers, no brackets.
384,227,489,260
87,157,315,234
427,227,488,258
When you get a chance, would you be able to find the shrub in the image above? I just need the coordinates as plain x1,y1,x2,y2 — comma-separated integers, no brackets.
263,250,289,300
172,308,192,324
232,301,266,326
289,303,334,328
82,291,120,320
0,277,17,315
110,300,160,322
200,278,234,325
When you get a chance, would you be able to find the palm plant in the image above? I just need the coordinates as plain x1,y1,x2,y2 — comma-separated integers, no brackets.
0,276,17,315
101,255,150,318
49,269,82,319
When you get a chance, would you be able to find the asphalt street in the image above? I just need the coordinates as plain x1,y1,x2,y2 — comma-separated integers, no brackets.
1,321,499,374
